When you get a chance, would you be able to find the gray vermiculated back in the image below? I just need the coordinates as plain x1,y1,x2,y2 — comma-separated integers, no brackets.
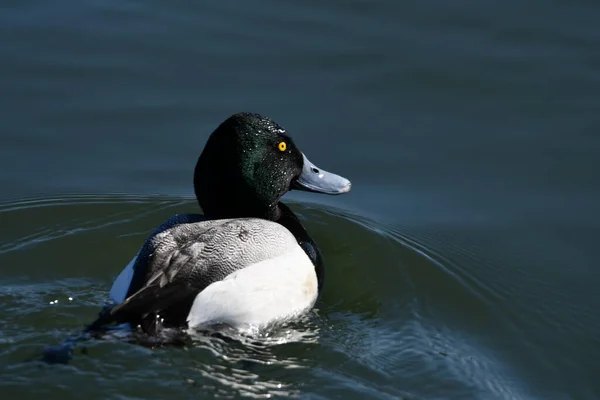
141,217,299,293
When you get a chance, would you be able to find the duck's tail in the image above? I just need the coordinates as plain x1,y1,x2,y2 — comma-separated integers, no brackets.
39,306,114,364
38,307,190,364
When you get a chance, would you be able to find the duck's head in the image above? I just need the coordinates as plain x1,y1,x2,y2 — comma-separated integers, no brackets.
194,112,351,219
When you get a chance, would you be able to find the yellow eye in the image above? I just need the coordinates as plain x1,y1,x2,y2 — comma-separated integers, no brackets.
278,141,287,152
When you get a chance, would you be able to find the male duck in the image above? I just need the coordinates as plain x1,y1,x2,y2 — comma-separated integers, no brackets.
98,112,351,334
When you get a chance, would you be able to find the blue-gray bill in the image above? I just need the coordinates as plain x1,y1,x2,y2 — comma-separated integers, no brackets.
293,153,351,195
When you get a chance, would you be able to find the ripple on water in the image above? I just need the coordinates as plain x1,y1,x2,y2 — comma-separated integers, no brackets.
0,194,533,399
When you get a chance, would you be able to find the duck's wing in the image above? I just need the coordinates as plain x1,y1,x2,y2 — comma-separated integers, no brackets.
107,218,295,326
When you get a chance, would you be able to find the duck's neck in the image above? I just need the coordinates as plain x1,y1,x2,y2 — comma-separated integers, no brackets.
275,202,324,292
199,195,280,220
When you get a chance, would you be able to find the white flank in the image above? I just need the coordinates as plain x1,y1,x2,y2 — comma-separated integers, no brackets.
187,245,318,332
109,252,138,303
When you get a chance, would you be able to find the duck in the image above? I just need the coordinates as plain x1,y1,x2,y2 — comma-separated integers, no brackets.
94,112,351,334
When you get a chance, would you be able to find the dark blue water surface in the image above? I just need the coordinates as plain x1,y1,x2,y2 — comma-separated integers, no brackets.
1,1,599,399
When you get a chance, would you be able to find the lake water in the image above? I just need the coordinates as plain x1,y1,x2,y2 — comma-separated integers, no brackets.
1,1,599,399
